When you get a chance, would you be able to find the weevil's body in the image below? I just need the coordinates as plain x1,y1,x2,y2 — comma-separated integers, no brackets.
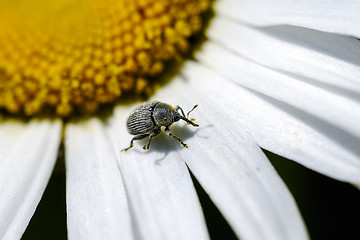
122,101,199,151
126,101,172,135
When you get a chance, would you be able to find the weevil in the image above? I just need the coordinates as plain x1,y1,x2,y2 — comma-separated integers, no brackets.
122,101,199,151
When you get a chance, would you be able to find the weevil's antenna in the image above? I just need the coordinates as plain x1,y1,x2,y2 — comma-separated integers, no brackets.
176,105,186,118
187,104,198,119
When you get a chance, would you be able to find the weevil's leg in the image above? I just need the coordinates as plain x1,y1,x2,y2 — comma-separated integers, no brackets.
175,105,186,118
143,128,161,150
165,127,188,148
186,104,198,119
122,134,149,152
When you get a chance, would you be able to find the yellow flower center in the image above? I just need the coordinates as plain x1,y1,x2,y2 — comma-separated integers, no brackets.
0,0,209,116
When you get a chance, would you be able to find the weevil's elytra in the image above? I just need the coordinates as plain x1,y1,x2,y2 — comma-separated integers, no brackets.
122,101,199,151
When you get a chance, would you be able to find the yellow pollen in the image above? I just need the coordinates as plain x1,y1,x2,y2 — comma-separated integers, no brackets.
0,0,209,116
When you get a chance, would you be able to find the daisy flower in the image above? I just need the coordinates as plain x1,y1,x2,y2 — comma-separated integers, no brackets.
1,0,359,239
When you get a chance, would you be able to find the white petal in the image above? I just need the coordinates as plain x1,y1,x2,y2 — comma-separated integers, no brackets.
182,61,360,184
215,0,360,38
196,38,360,139
206,17,360,93
152,77,308,240
0,119,62,240
105,108,209,240
65,119,133,240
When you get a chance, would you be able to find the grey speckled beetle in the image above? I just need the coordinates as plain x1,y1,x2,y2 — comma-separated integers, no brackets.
122,101,199,151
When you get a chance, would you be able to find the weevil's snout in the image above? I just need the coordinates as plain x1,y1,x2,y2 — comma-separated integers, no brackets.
179,115,199,127
191,122,199,127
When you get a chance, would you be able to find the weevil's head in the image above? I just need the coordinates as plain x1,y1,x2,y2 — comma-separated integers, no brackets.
153,103,176,127
173,111,182,122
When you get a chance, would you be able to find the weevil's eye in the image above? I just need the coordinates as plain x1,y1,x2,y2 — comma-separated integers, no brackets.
174,112,181,122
